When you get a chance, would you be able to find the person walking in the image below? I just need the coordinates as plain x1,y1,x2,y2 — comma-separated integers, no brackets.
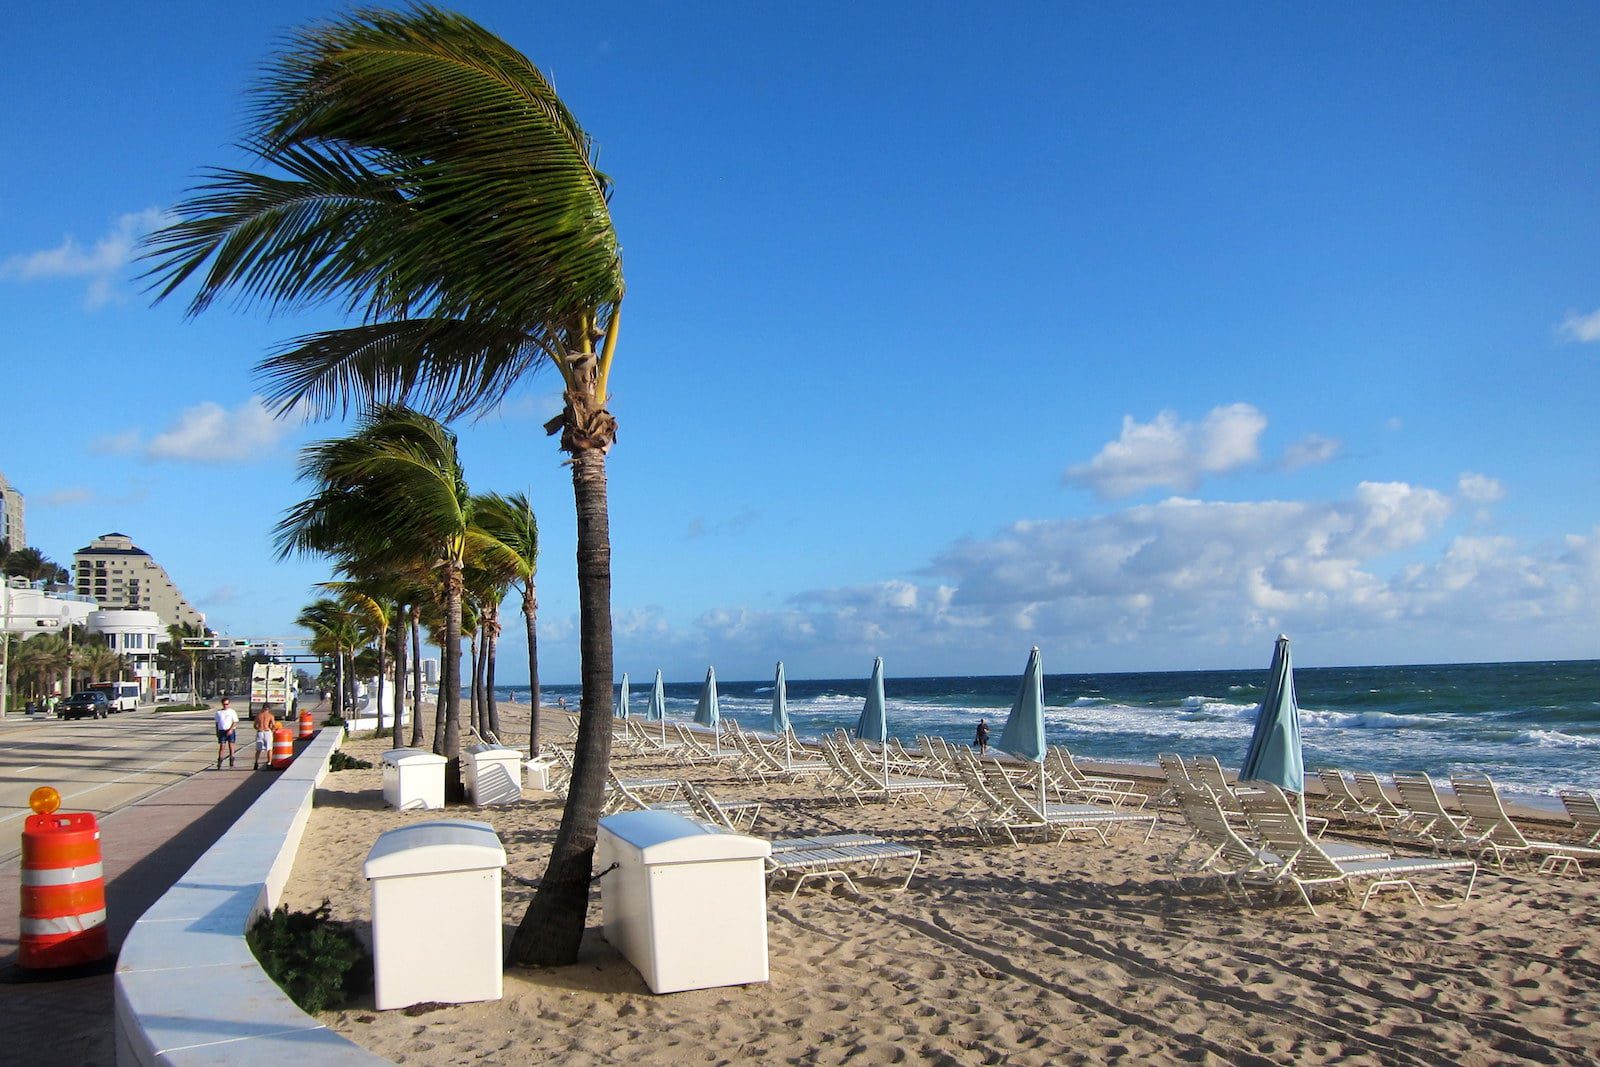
252,704,278,771
974,717,990,755
214,697,239,769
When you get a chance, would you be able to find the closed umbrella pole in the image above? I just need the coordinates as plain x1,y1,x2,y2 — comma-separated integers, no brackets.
648,669,666,744
772,661,792,770
999,647,1048,814
855,656,888,788
617,672,629,720
1239,634,1306,827
695,666,721,754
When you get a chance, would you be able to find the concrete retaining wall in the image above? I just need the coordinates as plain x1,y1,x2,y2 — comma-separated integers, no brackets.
113,727,389,1065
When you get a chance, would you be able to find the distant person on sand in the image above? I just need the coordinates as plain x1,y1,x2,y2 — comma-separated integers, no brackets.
215,698,239,769
253,704,278,771
974,718,990,755
558,696,567,711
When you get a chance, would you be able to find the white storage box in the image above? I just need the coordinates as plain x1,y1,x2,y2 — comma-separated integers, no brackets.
381,748,447,810
465,744,524,806
524,757,552,792
363,820,507,1010
596,811,772,994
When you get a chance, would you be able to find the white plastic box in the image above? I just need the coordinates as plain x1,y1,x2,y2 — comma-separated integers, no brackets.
380,748,447,810
524,757,552,792
596,810,772,994
464,744,524,806
363,820,507,1010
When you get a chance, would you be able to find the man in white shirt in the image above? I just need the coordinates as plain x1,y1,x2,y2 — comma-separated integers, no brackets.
215,698,239,769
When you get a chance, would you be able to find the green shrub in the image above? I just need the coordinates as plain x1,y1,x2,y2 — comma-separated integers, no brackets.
323,712,346,727
330,750,373,772
246,901,371,1013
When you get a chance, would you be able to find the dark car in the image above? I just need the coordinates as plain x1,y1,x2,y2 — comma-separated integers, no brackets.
59,691,110,720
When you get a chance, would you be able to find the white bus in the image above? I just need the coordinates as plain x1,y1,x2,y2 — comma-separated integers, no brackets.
88,680,141,714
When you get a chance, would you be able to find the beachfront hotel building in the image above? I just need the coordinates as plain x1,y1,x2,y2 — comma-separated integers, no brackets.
0,468,24,548
73,532,205,631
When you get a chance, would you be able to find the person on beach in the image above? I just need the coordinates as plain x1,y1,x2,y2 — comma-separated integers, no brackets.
215,698,239,769
974,717,990,755
253,705,277,771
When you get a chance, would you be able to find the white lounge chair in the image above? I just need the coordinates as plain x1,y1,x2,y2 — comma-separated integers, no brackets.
1240,783,1477,916
1451,774,1600,874
1558,790,1600,847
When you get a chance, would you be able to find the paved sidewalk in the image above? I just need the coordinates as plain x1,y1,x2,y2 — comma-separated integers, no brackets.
0,763,278,1065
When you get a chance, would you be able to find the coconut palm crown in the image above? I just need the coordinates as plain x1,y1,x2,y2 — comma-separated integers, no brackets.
143,5,624,968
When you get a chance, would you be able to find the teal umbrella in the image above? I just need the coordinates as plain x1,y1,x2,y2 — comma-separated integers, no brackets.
998,646,1048,812
771,660,794,769
647,668,666,743
1239,634,1305,806
616,672,630,719
854,656,888,787
695,665,721,753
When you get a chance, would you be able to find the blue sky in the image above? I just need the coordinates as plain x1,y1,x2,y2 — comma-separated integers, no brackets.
3,2,1598,683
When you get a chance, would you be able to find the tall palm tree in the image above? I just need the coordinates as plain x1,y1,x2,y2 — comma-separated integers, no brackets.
324,579,397,737
166,621,206,701
279,407,490,799
143,6,623,967
474,492,542,755
76,644,126,685
296,599,360,720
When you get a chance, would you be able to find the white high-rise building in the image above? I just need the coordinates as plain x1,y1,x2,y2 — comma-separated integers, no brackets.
0,469,24,549
73,532,204,631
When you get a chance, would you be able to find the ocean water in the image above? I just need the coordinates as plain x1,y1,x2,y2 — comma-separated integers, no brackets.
506,660,1600,798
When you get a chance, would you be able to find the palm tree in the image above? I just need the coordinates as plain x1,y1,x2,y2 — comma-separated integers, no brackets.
76,643,126,686
166,622,206,701
296,599,361,720
324,579,397,738
143,6,623,968
14,634,71,700
279,407,492,799
475,492,542,755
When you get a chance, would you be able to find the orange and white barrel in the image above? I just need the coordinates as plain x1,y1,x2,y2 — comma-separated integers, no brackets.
297,709,314,739
20,810,108,968
271,726,294,769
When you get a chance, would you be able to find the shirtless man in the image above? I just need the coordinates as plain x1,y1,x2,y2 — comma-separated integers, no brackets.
253,705,278,771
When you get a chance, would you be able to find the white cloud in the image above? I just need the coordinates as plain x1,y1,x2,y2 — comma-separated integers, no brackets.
1064,403,1267,498
1385,417,1404,432
37,487,95,507
1281,433,1342,471
143,397,297,463
90,429,141,456
1557,308,1600,343
1,208,167,308
1457,472,1505,505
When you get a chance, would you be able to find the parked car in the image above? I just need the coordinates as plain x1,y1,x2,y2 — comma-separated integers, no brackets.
59,691,110,720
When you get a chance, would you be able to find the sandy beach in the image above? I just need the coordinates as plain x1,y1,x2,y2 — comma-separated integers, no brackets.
280,702,1600,1064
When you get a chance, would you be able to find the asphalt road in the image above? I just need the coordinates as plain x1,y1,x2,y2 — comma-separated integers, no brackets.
0,704,230,864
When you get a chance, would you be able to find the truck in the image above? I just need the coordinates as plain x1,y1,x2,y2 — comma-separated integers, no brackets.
250,662,299,720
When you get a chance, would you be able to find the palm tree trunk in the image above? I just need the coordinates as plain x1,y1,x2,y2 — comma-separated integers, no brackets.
410,611,425,747
468,629,480,737
511,447,613,967
392,608,407,750
334,652,345,720
524,584,540,756
486,605,500,741
442,561,465,802
375,631,387,738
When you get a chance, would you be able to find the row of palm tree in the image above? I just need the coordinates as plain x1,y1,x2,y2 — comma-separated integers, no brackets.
3,630,129,700
145,5,621,967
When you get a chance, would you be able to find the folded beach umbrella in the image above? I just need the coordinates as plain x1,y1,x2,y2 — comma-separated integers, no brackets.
855,656,889,787
695,665,721,753
771,660,793,769
1239,634,1305,809
999,646,1048,813
616,672,630,719
647,669,667,743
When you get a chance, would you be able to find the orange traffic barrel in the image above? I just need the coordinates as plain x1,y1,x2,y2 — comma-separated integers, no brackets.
271,726,294,769
297,709,314,739
20,810,108,968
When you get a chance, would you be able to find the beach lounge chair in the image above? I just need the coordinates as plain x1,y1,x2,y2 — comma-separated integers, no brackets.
1350,771,1409,832
1187,755,1255,825
826,737,962,806
1449,774,1600,874
1314,769,1382,825
1240,784,1477,916
1391,772,1475,849
686,784,919,897
1046,747,1149,808
1167,780,1284,900
983,757,1159,845
1558,790,1600,847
